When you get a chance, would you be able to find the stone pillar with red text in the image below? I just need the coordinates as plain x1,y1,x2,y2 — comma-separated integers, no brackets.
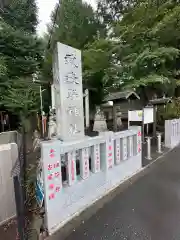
80,147,90,180
115,138,121,165
122,137,128,161
137,127,142,155
91,144,101,173
41,142,62,230
100,132,115,171
66,151,77,186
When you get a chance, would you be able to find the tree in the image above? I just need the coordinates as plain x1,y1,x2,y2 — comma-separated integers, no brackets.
113,0,180,101
1,0,38,33
0,57,7,78
0,0,43,127
42,0,105,81
2,78,40,130
49,0,104,49
0,21,43,79
83,38,118,108
97,0,136,25
42,0,116,109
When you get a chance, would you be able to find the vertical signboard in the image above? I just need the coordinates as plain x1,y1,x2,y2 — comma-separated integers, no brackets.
91,144,101,173
100,132,114,171
52,42,85,141
143,107,154,124
115,138,121,164
80,148,90,180
106,134,114,169
122,138,128,160
66,151,77,186
137,129,142,154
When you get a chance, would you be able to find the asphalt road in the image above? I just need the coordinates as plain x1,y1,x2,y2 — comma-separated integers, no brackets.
65,147,180,240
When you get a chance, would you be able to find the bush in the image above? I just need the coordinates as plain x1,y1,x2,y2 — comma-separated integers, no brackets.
157,99,180,125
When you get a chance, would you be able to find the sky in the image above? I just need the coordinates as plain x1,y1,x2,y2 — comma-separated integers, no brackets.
37,0,97,35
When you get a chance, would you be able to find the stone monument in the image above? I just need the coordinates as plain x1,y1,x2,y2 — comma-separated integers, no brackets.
116,110,122,130
93,106,107,132
52,42,85,141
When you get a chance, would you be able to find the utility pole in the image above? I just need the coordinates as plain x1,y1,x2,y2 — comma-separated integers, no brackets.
32,75,46,137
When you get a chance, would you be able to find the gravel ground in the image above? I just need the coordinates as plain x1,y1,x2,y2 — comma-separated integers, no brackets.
0,218,18,239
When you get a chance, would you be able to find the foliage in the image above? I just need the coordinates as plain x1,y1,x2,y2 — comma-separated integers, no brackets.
0,21,43,79
113,0,180,100
0,0,43,120
97,0,136,25
50,0,104,49
83,38,118,107
1,0,38,33
2,78,40,122
42,0,117,108
157,99,180,125
42,0,105,82
0,57,7,78
43,0,180,108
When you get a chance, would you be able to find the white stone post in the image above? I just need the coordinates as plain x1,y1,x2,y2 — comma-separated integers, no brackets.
84,89,89,129
128,136,133,158
157,132,162,154
146,137,152,160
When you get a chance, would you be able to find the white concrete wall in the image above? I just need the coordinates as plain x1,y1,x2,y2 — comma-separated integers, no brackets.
0,143,18,225
165,119,180,148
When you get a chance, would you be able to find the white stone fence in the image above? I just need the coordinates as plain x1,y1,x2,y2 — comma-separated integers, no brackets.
41,126,142,235
165,118,180,148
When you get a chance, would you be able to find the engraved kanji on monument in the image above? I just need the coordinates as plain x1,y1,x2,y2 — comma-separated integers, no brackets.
52,43,84,141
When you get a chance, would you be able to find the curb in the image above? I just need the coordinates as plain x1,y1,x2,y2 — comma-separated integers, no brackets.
46,146,174,240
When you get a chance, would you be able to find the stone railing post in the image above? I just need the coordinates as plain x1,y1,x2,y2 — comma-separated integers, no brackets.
146,136,152,160
157,132,162,154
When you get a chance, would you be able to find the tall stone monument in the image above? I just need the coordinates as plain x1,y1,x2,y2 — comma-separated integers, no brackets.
52,42,85,141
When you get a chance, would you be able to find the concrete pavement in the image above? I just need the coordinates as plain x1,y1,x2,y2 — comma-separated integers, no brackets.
62,147,180,240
